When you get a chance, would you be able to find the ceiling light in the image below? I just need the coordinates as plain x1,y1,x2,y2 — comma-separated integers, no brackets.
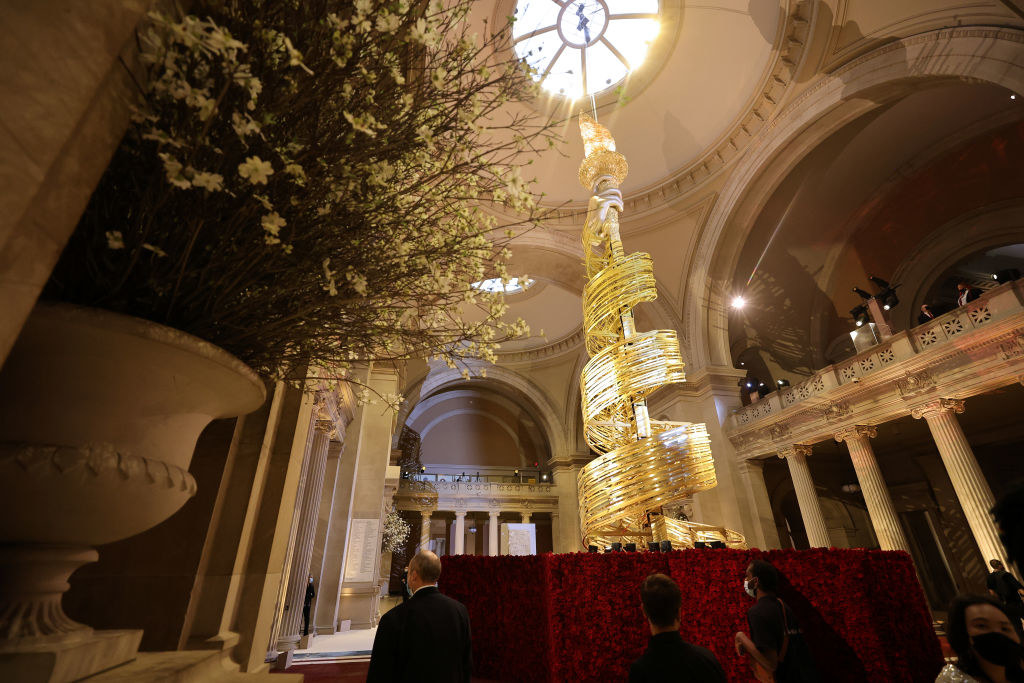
1012,94,1018,100
993,273,1000,280
730,296,746,309
883,304,890,311
856,320,864,327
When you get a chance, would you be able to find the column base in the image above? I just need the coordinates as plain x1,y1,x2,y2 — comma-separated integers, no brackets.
298,633,315,650
0,628,142,683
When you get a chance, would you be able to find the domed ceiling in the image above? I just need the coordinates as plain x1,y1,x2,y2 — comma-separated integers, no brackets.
492,0,783,206
466,0,787,354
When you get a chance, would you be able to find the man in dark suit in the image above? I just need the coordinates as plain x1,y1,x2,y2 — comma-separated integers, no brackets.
630,573,727,683
917,304,936,325
956,281,981,307
367,550,471,683
302,576,315,636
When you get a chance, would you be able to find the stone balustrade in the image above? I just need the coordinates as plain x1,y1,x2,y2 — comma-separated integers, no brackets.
725,280,1024,456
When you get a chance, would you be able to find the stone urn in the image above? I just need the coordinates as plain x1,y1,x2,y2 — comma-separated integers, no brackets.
0,303,266,682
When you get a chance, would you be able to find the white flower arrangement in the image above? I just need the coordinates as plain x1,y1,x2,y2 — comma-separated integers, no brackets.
50,0,560,391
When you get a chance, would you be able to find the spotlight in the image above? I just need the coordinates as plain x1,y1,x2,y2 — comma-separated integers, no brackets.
1013,94,1018,100
850,304,870,328
648,542,660,552
731,296,746,309
419,465,426,473
994,273,1000,280
625,543,637,552
776,379,790,387
852,287,872,300
541,473,549,481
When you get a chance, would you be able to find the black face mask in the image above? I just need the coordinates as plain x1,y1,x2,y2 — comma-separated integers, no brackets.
972,631,1024,666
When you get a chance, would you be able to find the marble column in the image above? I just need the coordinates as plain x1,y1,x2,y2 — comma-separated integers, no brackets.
735,458,781,549
488,511,499,556
834,425,909,552
276,420,333,651
419,510,432,551
778,445,830,548
912,399,1009,568
453,511,466,555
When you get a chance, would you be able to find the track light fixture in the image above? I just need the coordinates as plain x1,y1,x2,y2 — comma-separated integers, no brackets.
852,287,872,300
850,304,870,327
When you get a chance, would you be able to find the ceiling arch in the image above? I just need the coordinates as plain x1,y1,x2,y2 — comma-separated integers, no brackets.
684,27,1024,375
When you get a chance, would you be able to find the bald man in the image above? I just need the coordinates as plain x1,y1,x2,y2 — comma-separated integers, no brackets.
367,550,472,682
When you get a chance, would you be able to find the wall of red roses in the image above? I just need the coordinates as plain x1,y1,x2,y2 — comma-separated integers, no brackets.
438,548,943,682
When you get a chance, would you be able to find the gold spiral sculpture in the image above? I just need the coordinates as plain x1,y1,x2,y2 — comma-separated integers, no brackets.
575,113,744,551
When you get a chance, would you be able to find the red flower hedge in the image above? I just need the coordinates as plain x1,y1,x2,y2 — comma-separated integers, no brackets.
438,549,942,682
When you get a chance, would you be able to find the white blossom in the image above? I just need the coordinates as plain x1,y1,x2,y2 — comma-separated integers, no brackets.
238,156,274,185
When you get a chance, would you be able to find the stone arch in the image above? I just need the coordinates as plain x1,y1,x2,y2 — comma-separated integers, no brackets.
396,363,570,460
891,199,1024,329
685,27,1024,373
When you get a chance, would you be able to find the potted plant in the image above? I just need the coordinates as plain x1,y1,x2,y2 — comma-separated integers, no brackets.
0,0,557,672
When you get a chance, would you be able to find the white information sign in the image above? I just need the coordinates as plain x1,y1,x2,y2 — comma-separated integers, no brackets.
343,518,381,582
500,523,537,556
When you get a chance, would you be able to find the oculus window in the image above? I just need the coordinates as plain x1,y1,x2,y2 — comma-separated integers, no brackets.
513,0,660,99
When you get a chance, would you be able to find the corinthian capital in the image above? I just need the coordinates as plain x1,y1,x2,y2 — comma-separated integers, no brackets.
777,444,813,460
834,425,877,443
911,398,966,420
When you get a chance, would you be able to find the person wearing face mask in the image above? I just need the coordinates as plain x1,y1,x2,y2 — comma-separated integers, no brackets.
734,560,819,682
938,595,1024,682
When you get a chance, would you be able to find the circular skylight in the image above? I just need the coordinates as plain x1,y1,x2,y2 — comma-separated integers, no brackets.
471,277,534,294
513,0,660,99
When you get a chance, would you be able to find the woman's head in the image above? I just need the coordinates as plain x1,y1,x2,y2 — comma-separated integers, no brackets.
947,595,1022,676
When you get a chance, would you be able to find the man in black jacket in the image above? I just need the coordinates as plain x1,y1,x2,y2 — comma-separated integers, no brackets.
367,550,471,683
630,573,727,683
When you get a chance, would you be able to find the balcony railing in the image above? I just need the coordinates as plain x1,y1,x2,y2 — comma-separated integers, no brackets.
728,280,1024,431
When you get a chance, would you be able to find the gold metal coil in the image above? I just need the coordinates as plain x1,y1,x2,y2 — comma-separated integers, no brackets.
582,252,658,356
578,422,717,543
575,112,745,551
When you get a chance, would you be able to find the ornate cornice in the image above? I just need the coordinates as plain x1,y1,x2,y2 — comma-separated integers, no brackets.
834,425,877,443
496,327,584,363
911,398,966,420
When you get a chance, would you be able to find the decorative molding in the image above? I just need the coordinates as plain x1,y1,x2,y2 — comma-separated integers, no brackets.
496,328,584,363
821,401,850,422
834,425,878,443
777,444,813,459
1000,333,1024,360
0,442,197,496
911,398,966,420
765,423,792,442
895,370,936,399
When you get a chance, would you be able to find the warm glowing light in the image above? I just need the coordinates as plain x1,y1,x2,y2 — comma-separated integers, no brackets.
856,320,864,327
731,296,746,309
512,0,661,97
